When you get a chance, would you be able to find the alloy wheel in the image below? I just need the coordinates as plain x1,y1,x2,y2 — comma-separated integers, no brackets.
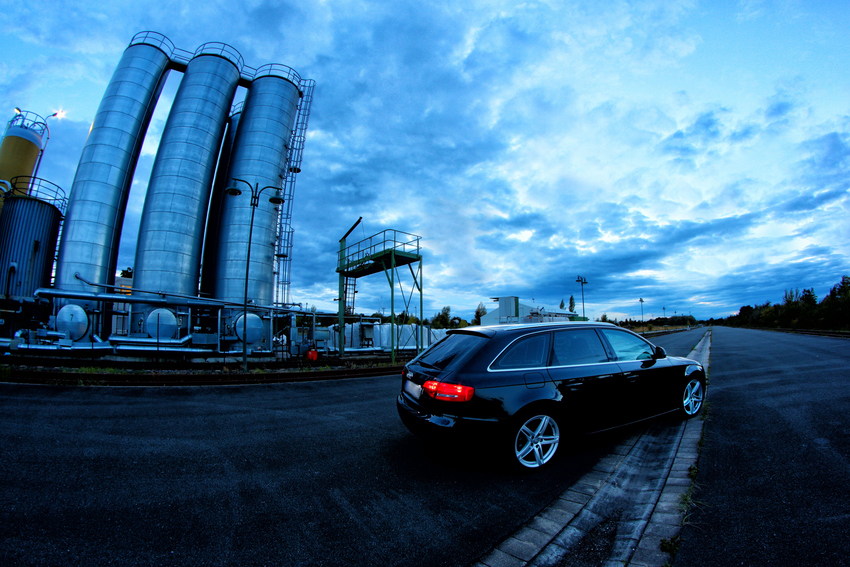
682,378,704,416
514,414,560,468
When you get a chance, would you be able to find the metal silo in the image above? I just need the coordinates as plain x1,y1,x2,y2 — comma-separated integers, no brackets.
0,110,47,217
199,103,242,300
0,111,45,183
130,44,242,336
54,32,173,299
207,67,302,306
0,179,65,300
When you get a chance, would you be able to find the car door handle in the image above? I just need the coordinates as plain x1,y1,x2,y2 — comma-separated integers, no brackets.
580,374,614,384
558,378,585,392
624,373,640,381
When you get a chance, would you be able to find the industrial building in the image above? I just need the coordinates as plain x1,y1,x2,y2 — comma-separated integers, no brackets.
1,32,319,362
479,297,580,326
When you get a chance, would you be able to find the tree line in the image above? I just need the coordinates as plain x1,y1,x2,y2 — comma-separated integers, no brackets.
608,314,697,330
711,276,850,331
367,305,476,329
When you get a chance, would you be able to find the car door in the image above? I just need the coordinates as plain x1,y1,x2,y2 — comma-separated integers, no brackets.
546,329,623,431
597,328,675,421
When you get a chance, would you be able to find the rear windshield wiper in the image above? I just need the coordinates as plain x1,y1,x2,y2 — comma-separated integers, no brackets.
413,360,440,371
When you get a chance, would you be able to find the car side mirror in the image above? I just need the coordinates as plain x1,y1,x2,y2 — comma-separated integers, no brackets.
654,346,667,359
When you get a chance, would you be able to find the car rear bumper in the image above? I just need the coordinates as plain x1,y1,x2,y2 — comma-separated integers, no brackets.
396,392,503,444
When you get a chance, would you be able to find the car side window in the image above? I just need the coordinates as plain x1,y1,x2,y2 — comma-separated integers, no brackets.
550,330,609,366
492,333,551,370
599,329,654,361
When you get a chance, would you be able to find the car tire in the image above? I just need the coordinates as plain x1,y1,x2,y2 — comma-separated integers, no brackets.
510,412,561,469
680,376,705,418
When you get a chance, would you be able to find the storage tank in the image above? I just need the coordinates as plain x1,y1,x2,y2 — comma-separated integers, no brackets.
199,103,242,299
206,66,302,306
54,32,173,302
0,179,64,300
0,110,47,217
130,44,242,336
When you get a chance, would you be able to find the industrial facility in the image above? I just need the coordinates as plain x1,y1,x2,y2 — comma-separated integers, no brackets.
0,31,327,362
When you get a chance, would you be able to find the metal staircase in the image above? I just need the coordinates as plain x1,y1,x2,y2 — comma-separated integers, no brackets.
343,277,357,315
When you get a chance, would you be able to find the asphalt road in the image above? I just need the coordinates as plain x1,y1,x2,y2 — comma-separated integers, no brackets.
674,327,850,566
646,328,706,360
0,364,630,566
0,328,708,567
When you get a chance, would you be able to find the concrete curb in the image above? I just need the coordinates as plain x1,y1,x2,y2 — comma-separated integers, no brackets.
473,329,711,567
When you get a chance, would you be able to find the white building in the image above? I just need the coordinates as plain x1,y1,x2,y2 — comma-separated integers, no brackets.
479,296,580,326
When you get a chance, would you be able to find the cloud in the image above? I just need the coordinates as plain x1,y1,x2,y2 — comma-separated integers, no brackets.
660,109,726,158
3,0,849,323
799,131,850,181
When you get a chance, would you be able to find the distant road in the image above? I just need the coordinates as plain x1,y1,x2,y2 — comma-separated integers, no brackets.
674,327,850,566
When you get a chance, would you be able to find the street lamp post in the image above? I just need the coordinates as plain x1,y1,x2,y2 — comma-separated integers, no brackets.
639,297,644,328
32,111,59,181
226,177,285,372
575,276,588,320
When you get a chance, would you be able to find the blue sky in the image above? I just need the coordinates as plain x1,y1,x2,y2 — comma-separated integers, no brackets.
2,0,848,322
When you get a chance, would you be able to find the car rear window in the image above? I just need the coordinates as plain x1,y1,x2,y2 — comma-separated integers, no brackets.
412,332,489,372
491,332,551,370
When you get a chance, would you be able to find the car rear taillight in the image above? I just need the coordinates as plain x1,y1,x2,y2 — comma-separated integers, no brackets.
423,380,474,402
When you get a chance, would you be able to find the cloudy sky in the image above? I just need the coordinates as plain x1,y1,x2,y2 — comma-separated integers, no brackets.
2,0,848,322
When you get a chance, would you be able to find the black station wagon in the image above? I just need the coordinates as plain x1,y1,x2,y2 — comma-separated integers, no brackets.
397,322,705,469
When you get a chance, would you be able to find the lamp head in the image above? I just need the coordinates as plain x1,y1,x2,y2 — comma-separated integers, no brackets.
268,191,285,205
225,187,242,196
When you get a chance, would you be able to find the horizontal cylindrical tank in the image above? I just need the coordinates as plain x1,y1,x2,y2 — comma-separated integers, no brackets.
54,34,173,300
56,304,89,341
146,307,178,340
207,71,301,306
235,312,264,344
131,46,242,336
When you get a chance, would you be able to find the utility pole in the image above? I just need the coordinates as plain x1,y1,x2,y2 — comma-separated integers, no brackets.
576,276,588,320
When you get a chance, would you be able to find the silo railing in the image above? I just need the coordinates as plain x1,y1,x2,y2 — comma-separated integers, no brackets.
8,176,67,214
129,31,176,58
193,42,245,73
5,110,48,137
252,63,302,85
